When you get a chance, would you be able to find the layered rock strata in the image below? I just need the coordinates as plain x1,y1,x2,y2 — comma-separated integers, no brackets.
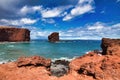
0,27,30,42
101,38,120,56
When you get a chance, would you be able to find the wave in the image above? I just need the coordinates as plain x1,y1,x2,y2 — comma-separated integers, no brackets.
0,41,30,44
85,50,92,54
52,56,77,62
7,45,15,48
0,59,15,64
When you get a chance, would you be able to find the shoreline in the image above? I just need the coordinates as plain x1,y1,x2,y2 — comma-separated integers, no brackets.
0,38,120,80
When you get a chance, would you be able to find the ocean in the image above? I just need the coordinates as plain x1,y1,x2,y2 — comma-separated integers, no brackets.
0,40,101,63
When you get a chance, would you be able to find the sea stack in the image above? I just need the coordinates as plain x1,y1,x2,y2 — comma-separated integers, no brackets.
0,26,30,42
48,32,59,42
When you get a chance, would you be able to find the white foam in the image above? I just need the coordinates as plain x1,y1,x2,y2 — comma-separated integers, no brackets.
52,56,77,62
0,59,15,64
0,60,8,64
0,41,30,44
85,51,92,54
7,45,14,48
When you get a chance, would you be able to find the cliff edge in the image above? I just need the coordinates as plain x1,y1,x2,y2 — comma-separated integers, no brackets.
0,26,30,42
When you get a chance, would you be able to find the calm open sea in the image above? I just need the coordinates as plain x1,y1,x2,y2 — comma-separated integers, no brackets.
0,40,101,63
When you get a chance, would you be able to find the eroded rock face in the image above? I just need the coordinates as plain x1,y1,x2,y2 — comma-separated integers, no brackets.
16,56,51,67
0,27,30,42
101,38,120,56
70,52,120,80
48,32,59,42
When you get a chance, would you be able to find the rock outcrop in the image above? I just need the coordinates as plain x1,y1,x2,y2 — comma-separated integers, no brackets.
69,52,120,80
101,38,120,56
48,32,59,42
0,27,30,42
16,56,51,67
0,38,120,80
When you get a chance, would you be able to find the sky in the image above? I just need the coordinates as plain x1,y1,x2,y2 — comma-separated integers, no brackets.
0,0,120,40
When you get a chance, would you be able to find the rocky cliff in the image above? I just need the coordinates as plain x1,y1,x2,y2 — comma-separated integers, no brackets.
101,38,120,56
0,38,120,80
0,27,30,42
48,32,59,42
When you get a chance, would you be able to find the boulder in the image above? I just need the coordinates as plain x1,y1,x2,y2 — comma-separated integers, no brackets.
48,32,59,42
50,60,70,77
0,26,30,42
101,38,120,56
16,56,51,67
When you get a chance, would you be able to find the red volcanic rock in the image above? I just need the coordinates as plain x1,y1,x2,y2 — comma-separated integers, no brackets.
48,32,59,42
101,38,120,56
70,52,120,80
16,56,51,67
0,62,53,80
0,26,30,42
0,53,120,80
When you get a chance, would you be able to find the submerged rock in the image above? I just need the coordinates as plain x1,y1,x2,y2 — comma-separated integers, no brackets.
0,26,30,42
48,32,59,42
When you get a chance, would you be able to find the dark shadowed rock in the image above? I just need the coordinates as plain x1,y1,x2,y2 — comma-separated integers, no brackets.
16,56,51,67
48,32,59,42
50,60,70,77
101,38,120,56
0,26,30,42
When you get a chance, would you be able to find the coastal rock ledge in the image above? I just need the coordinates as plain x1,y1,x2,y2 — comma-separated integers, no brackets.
0,38,120,80
0,26,30,42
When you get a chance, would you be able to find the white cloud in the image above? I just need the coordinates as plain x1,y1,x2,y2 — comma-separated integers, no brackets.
87,22,104,30
19,5,73,18
20,22,120,40
41,18,55,24
41,6,72,18
41,8,62,18
22,26,51,39
20,5,42,15
20,18,37,24
19,1,94,21
59,22,120,40
0,18,37,26
63,0,94,21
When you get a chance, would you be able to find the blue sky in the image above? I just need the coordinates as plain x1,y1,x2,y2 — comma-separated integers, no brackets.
0,0,120,40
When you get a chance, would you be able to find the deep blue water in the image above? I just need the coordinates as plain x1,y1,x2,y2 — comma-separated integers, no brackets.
0,40,101,63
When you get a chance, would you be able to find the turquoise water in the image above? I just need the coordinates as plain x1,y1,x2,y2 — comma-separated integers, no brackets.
0,40,101,63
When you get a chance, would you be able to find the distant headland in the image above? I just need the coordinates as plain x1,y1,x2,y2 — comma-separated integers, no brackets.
0,26,30,42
